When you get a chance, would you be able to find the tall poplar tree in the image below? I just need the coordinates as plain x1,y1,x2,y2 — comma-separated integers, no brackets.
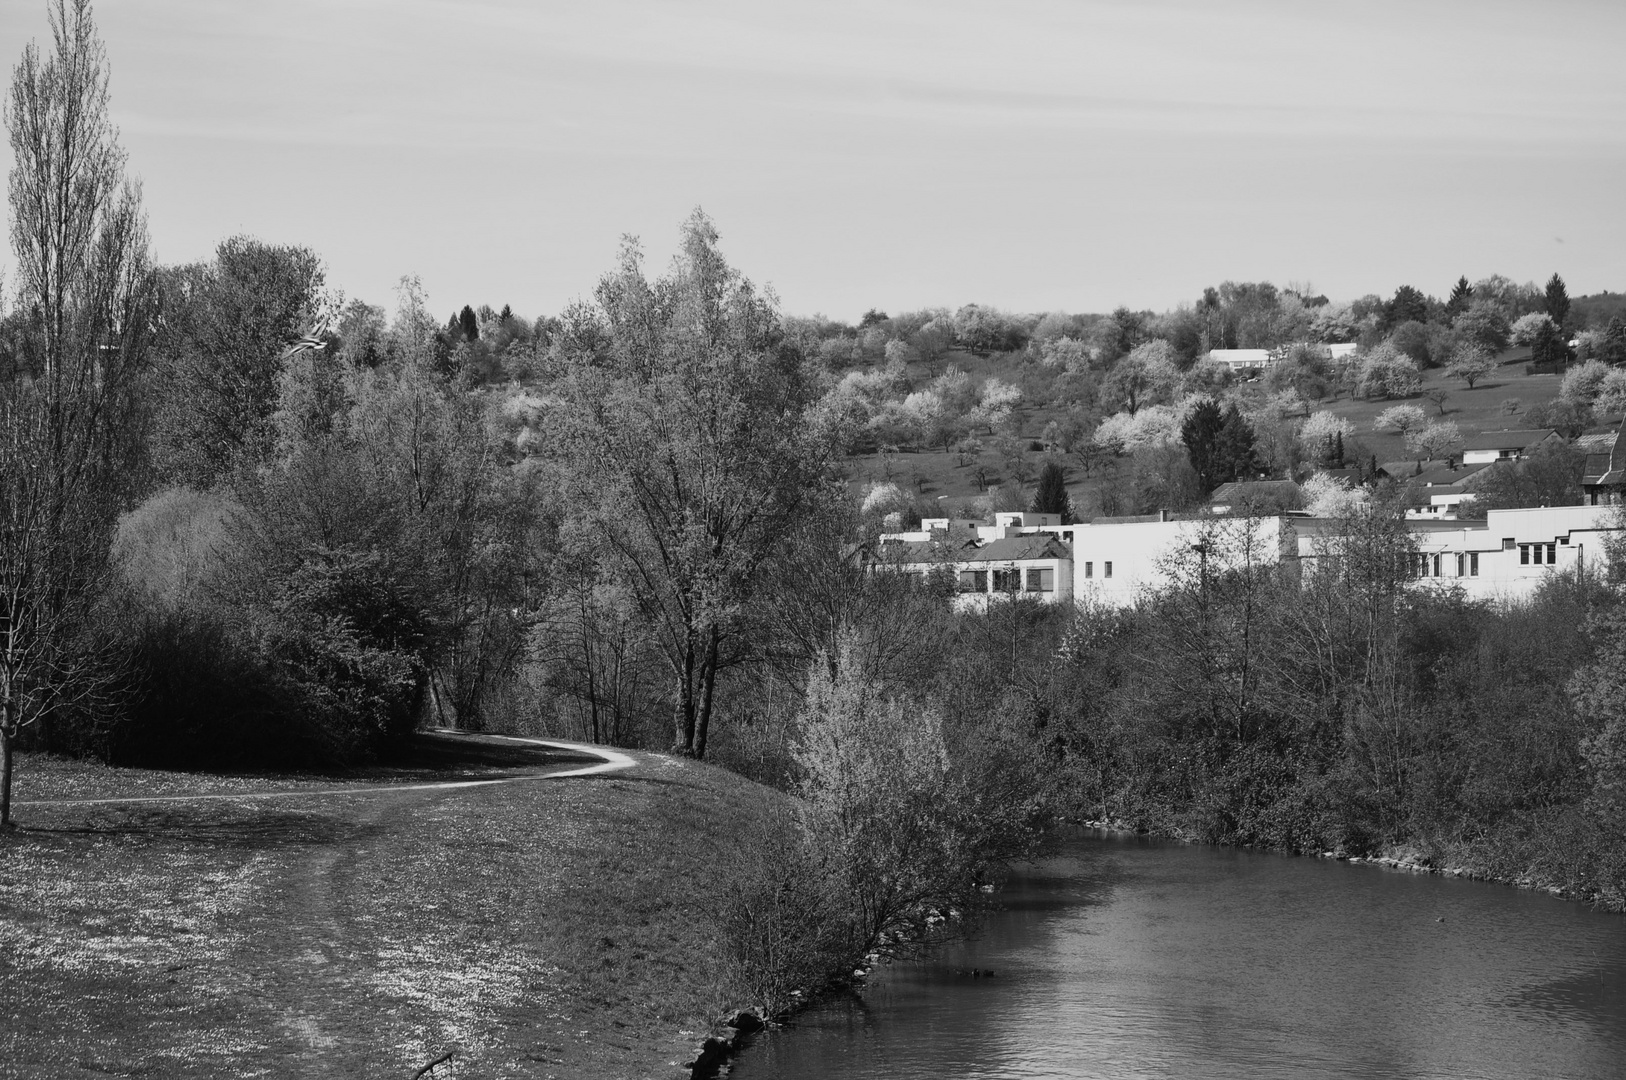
2,0,153,824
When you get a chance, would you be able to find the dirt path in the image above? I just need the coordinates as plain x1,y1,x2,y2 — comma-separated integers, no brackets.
13,734,636,809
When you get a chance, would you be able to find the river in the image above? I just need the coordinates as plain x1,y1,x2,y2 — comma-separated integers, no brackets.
729,830,1626,1079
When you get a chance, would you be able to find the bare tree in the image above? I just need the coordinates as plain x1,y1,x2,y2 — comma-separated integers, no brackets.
2,0,153,823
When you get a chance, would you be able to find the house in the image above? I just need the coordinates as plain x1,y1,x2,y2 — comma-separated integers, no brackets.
884,533,1073,611
1459,428,1562,466
1328,343,1359,362
1582,423,1626,506
1205,348,1273,372
1397,460,1492,520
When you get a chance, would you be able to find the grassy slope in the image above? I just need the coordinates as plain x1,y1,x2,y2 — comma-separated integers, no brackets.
846,348,1580,509
0,749,786,1080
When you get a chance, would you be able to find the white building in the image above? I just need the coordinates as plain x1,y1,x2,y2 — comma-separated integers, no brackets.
1205,349,1273,372
877,504,1622,611
1460,428,1561,466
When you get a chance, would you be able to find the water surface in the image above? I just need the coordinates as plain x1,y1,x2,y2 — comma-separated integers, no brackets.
731,832,1626,1079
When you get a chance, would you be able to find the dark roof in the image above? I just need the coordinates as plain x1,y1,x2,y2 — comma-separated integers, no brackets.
971,535,1073,562
1408,460,1491,488
879,534,1070,565
1460,428,1559,452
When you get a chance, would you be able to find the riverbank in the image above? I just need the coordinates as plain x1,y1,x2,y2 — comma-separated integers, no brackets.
0,738,794,1078
1078,815,1626,912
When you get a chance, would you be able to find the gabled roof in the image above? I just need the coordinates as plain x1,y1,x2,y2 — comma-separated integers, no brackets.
970,535,1073,563
877,533,1070,565
1405,460,1491,488
1582,421,1626,487
1460,428,1560,452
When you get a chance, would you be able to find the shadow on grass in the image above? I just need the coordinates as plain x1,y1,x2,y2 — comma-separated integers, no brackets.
15,804,364,849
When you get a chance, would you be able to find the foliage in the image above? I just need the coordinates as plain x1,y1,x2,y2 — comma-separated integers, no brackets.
1354,345,1422,399
1464,441,1584,514
1444,343,1495,388
1182,400,1262,493
543,212,828,758
1031,461,1072,521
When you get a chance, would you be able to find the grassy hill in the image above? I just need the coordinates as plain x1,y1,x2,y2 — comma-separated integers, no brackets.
842,346,1603,515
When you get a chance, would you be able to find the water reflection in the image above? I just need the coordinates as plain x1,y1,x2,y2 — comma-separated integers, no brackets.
731,831,1626,1080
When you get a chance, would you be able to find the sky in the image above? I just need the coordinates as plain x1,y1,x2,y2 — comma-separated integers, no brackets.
2,0,1624,323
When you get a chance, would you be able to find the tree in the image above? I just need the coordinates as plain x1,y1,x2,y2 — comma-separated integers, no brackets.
545,212,828,758
1445,276,1474,322
458,304,478,341
150,237,324,484
1455,300,1512,353
1354,344,1422,399
1445,343,1495,388
1103,340,1178,414
2,0,155,824
1183,401,1260,493
1384,285,1429,330
1545,273,1571,329
1600,316,1626,367
1372,404,1429,438
1031,461,1072,521
1530,318,1573,370
1406,420,1463,462
1510,312,1556,347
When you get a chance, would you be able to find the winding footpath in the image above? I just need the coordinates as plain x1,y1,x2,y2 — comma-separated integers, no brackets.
14,731,637,809
4,732,648,1077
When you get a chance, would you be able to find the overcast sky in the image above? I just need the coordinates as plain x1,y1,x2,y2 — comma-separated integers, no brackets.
3,0,1624,322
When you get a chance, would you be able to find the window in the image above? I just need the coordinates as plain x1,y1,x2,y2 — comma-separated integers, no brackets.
1520,545,1530,565
1547,543,1557,563
1470,552,1479,576
1503,538,1516,550
1431,553,1442,577
1025,567,1054,592
957,570,985,593
992,568,1021,592
1084,561,1093,578
1104,561,1113,579
1455,553,1464,577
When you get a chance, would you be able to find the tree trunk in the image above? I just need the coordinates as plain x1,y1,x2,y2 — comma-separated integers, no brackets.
672,638,697,755
1,723,13,828
694,626,721,761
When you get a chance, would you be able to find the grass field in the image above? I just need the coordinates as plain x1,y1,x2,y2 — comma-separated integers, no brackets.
0,738,789,1079
845,347,1588,513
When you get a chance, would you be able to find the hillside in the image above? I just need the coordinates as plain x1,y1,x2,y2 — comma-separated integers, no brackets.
0,739,788,1079
841,346,1601,515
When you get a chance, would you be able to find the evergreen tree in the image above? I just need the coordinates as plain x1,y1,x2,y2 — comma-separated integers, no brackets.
1385,285,1429,329
499,303,513,324
1181,399,1226,493
459,304,478,341
1445,276,1474,321
1334,430,1346,466
1031,461,1072,522
1601,316,1626,367
1215,405,1263,483
1545,273,1571,329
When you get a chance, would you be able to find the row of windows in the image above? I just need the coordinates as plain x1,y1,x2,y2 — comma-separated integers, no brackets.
957,567,1056,594
1082,561,1112,579
1417,552,1479,578
1519,543,1558,566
